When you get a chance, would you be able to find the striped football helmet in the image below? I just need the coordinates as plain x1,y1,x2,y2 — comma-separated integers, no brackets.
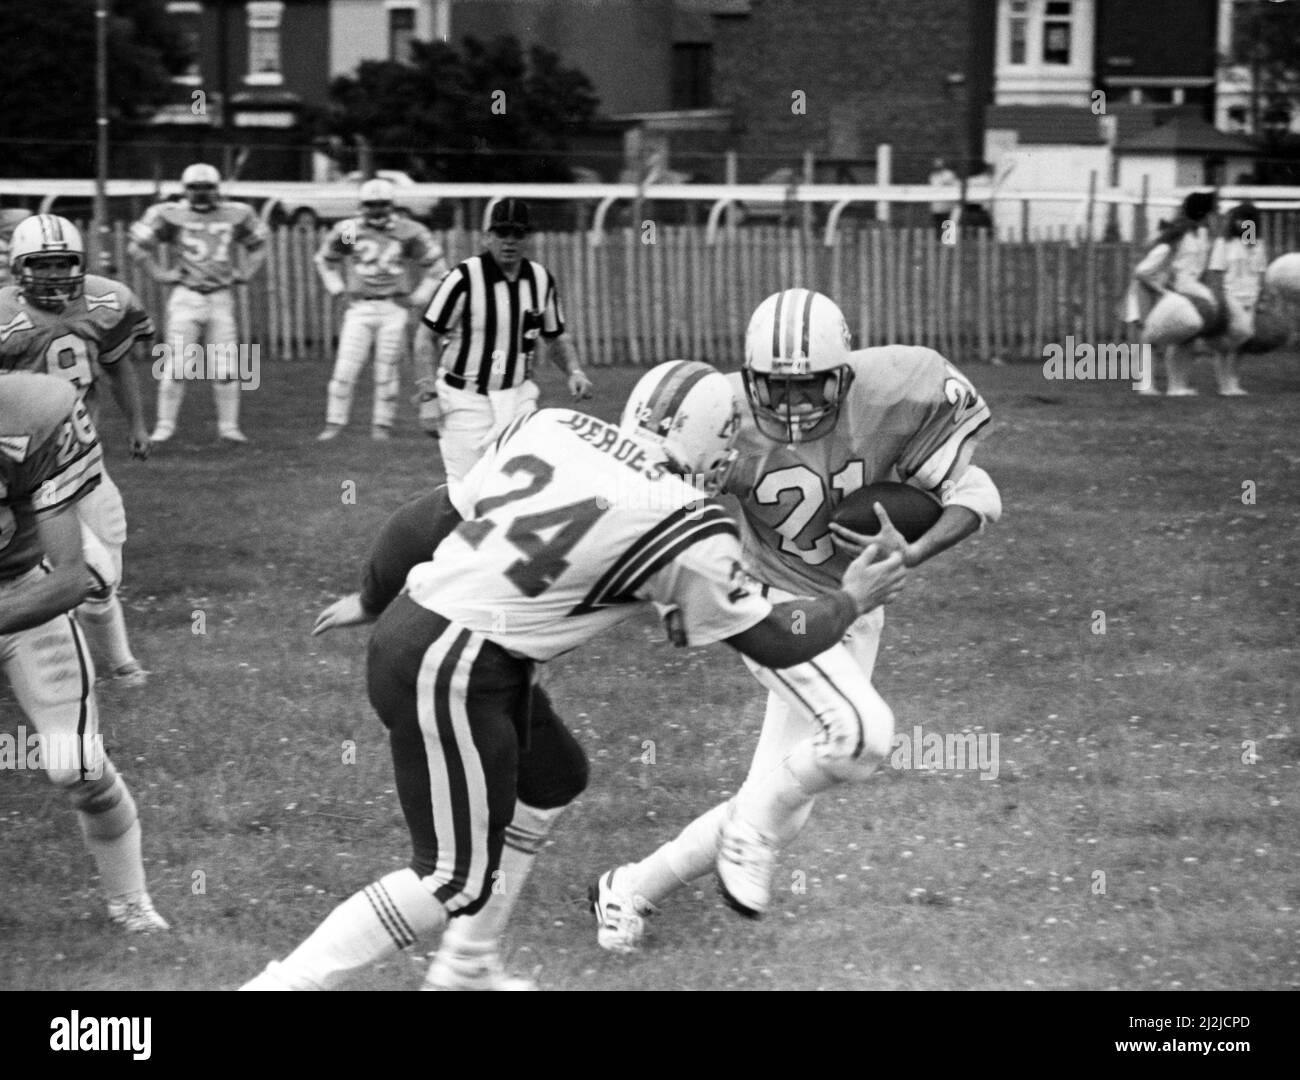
181,162,221,209
620,360,741,495
9,214,85,310
743,288,855,443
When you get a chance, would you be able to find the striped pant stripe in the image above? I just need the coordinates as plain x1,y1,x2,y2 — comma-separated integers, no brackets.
415,622,492,912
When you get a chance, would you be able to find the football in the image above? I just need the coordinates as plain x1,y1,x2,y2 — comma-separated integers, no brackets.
831,481,943,543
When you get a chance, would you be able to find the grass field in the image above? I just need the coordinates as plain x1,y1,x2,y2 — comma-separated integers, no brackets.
2,348,1297,992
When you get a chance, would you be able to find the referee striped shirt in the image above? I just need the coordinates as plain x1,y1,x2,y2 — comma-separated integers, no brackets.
422,252,564,394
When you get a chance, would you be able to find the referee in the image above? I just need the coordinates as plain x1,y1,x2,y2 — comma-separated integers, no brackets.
414,198,592,492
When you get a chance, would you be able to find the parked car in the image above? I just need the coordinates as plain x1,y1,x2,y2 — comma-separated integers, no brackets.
262,172,440,228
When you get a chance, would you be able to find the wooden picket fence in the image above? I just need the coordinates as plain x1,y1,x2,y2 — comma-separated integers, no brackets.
94,220,1295,366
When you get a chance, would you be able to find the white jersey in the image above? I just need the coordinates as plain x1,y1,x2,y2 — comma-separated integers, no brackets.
405,408,771,661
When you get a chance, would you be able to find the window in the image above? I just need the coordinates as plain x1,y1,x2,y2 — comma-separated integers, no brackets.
1008,1,1028,64
246,1,283,84
167,1,202,85
671,43,713,110
1042,1,1072,65
389,5,416,63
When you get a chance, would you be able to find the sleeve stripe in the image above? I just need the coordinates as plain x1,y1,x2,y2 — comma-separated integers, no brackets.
572,504,735,613
34,471,102,515
619,520,738,600
99,318,154,365
908,408,991,490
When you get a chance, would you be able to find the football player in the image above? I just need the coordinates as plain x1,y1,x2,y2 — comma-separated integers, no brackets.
590,288,1002,949
128,163,268,443
0,371,168,932
241,360,908,990
0,215,153,686
314,179,447,441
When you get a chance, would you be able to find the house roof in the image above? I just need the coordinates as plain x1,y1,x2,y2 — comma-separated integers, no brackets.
985,106,1107,146
1115,114,1258,155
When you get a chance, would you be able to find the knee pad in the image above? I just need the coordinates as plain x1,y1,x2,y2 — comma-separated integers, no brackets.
814,693,895,784
67,762,138,840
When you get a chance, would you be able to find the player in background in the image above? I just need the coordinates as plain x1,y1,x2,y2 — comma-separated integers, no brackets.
241,360,907,990
128,163,268,443
0,215,152,686
0,371,168,932
591,289,1002,949
0,207,31,286
1201,201,1268,396
314,179,447,442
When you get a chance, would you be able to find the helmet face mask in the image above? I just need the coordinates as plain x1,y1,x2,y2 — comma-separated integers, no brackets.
185,183,218,209
743,288,855,444
180,163,221,210
10,215,86,311
20,254,84,310
362,200,394,227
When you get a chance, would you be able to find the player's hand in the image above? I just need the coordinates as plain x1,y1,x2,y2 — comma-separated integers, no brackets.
841,544,907,616
568,369,594,401
128,427,152,461
312,593,375,636
830,502,914,561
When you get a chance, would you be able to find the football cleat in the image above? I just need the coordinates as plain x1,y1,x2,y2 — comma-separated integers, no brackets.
589,867,656,953
108,661,149,689
219,429,250,444
317,425,343,442
108,893,170,934
149,426,174,443
421,949,536,991
371,425,391,442
716,814,778,919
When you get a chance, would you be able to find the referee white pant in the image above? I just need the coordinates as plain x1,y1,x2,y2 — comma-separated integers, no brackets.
326,298,410,430
435,374,539,491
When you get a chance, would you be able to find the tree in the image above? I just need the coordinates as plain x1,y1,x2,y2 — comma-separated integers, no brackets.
1226,0,1300,180
321,35,600,182
0,0,190,177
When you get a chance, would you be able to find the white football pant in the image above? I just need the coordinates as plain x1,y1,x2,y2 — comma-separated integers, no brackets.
326,298,409,430
155,286,244,437
436,376,539,499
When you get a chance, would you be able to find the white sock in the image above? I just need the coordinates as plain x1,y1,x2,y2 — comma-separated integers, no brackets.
78,593,138,673
625,801,729,904
214,381,241,434
273,868,446,990
155,377,183,433
435,801,563,959
76,771,146,900
734,742,836,846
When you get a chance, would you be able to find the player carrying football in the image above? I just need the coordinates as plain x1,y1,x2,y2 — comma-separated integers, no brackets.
314,179,447,442
0,214,153,686
590,288,1002,949
0,371,168,932
241,360,908,990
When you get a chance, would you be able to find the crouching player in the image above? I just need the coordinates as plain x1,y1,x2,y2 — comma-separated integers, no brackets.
0,372,167,932
592,289,1002,948
241,360,907,990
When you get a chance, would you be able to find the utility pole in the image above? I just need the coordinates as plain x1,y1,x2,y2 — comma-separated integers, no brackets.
94,0,111,272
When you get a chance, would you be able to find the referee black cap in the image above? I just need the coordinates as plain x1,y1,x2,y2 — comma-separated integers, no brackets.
489,198,531,231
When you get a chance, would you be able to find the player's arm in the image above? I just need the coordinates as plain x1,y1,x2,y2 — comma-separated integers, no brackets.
0,505,92,635
233,210,269,284
313,486,463,635
98,340,152,460
644,515,905,670
313,227,348,297
725,546,906,668
127,211,181,284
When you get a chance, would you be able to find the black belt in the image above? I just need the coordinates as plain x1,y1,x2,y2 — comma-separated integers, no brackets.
442,371,519,395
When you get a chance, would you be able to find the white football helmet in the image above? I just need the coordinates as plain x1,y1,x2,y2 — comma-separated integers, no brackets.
181,162,221,209
742,288,855,443
1264,252,1300,304
359,179,396,226
9,214,85,310
620,360,741,495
